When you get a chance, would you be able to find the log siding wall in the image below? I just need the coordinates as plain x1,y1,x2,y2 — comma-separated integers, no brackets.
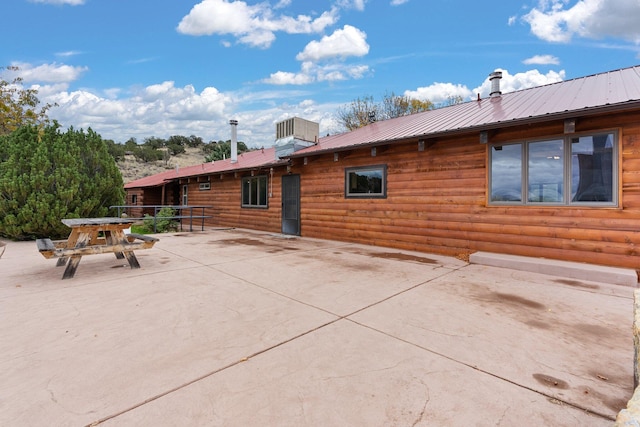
184,171,283,233
289,111,640,270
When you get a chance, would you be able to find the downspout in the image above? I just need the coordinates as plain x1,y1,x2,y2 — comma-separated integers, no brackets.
269,167,273,198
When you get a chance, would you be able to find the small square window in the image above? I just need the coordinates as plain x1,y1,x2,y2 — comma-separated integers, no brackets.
345,165,387,198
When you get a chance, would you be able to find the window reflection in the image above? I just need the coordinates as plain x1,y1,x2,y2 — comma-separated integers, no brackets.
488,132,616,206
571,134,613,202
528,139,564,203
345,165,387,198
491,144,522,202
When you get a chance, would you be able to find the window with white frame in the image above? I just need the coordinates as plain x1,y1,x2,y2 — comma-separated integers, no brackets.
345,165,387,198
242,176,268,208
489,132,616,205
182,184,188,205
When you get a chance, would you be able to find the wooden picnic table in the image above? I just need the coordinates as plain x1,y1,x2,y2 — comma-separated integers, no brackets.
36,217,158,279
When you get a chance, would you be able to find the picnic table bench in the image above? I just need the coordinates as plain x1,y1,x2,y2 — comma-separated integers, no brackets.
37,217,159,279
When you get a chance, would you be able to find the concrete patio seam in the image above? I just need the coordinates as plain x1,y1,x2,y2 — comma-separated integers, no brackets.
86,261,471,425
203,257,467,319
85,317,343,427
346,318,615,422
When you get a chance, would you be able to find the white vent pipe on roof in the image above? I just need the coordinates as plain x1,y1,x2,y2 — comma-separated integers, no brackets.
229,119,238,163
489,71,502,97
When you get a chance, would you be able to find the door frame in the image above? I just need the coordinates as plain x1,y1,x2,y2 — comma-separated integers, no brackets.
281,174,301,236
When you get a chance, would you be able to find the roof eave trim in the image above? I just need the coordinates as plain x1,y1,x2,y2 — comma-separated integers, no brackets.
286,102,640,159
174,159,289,181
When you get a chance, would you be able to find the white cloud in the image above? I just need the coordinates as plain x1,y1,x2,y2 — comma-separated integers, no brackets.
404,68,566,103
296,25,369,61
336,0,367,11
37,80,235,142
263,71,315,85
238,30,276,49
472,68,566,97
28,0,85,5
265,25,370,86
176,0,258,38
404,82,473,105
176,0,339,48
317,64,369,81
6,62,87,83
274,0,291,8
264,61,370,85
127,57,158,65
29,83,72,98
39,81,342,146
523,54,560,65
523,0,640,44
390,0,409,5
55,50,83,58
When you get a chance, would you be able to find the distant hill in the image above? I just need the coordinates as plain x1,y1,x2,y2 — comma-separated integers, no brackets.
117,147,206,184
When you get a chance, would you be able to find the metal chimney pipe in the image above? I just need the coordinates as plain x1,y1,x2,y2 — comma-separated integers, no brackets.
489,71,502,97
229,119,238,163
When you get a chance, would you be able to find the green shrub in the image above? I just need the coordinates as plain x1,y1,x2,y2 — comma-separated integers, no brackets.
134,145,164,162
143,207,178,233
104,139,126,161
0,124,125,240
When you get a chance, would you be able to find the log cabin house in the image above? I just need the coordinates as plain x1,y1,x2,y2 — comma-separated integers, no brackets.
125,66,640,270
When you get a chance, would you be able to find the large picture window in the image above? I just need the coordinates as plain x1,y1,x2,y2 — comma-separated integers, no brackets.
489,132,616,206
345,165,387,198
242,176,268,208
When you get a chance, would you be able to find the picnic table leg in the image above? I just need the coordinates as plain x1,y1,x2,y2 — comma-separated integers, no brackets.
123,251,140,269
63,255,82,279
111,230,140,269
105,230,125,260
57,227,83,267
62,231,91,279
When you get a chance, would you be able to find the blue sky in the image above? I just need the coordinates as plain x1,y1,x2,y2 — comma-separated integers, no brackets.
3,0,640,148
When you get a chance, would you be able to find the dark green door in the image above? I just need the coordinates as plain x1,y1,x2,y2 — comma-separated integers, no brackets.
281,174,300,235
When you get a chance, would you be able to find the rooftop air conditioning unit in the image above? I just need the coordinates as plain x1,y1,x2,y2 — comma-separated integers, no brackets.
276,117,319,142
274,117,319,159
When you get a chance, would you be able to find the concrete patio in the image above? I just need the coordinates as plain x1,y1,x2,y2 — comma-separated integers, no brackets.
0,228,635,426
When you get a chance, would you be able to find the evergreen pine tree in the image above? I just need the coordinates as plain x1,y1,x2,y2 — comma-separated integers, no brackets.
0,124,125,239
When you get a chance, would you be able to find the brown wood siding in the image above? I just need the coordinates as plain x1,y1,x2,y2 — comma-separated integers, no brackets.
142,188,163,206
125,189,144,217
184,171,283,233
291,111,640,270
123,188,164,217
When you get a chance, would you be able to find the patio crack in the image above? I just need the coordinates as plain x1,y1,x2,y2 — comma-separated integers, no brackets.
411,385,430,427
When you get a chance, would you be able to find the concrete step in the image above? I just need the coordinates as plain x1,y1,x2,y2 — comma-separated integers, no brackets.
469,251,639,287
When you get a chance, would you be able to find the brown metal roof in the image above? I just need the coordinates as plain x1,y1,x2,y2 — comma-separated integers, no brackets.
291,65,640,157
124,147,286,189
